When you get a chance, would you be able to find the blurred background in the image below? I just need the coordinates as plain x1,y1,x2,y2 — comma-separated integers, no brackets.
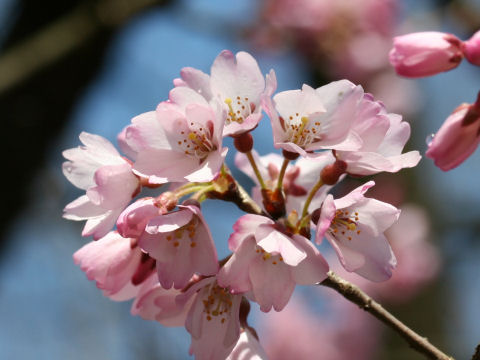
0,0,479,359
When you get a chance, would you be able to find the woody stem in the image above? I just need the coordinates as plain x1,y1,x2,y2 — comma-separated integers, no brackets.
320,272,454,360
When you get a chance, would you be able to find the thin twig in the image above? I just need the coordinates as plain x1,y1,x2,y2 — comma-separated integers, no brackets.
320,271,454,360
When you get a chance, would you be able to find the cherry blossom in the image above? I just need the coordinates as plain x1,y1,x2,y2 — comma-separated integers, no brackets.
226,329,268,360
73,231,155,301
315,181,399,281
177,277,242,360
389,31,464,78
63,132,140,239
262,80,363,156
124,86,227,184
335,92,421,175
139,204,218,290
131,274,195,327
218,214,329,312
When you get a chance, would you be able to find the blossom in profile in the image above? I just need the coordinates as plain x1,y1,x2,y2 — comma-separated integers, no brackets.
218,214,329,312
73,231,155,301
389,31,464,78
335,92,421,175
315,181,399,281
63,132,140,239
175,50,276,137
139,204,218,290
426,93,480,171
262,80,363,157
124,86,227,184
177,277,242,360
131,274,195,327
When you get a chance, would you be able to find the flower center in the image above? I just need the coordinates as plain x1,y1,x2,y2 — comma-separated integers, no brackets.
330,209,361,241
224,97,255,124
282,114,323,147
202,284,233,323
177,122,216,160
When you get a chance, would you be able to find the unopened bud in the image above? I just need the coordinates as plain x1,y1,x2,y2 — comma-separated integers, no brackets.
233,132,254,153
320,160,347,185
389,32,464,77
155,191,177,211
464,30,480,66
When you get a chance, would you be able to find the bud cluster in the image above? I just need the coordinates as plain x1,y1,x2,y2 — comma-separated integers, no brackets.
388,30,480,170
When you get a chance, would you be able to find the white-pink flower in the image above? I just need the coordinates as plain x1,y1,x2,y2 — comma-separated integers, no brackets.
116,197,164,238
124,86,227,184
226,329,268,360
139,204,218,290
131,274,195,326
262,80,363,156
315,181,399,282
235,150,337,214
177,277,242,360
175,50,276,137
73,231,155,301
63,132,140,240
218,214,328,312
335,92,421,175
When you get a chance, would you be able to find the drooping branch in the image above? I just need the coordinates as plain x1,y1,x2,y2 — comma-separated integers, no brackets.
320,271,454,360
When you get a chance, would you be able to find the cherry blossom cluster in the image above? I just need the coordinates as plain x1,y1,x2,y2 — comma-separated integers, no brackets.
389,30,480,171
63,50,421,359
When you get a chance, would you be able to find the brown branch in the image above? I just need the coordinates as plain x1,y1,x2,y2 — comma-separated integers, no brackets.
320,271,454,360
0,0,162,95
472,344,480,360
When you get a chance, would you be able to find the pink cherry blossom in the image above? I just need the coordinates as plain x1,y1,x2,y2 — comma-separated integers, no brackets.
235,150,337,214
335,92,421,175
175,50,276,137
262,80,363,156
116,197,163,238
139,204,218,290
315,181,399,282
131,274,195,326
218,214,328,311
124,86,227,184
389,31,464,78
464,30,480,66
426,94,480,171
226,329,268,360
73,231,155,301
211,51,276,137
177,277,242,360
63,132,140,239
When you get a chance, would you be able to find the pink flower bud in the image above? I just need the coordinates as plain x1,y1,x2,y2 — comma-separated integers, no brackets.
389,32,464,78
426,92,480,171
464,30,480,66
